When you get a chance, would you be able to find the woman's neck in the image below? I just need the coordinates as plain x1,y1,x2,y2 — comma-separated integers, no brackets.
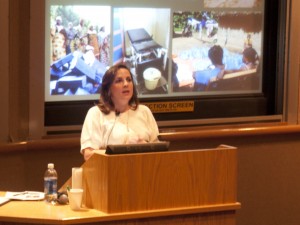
115,104,130,113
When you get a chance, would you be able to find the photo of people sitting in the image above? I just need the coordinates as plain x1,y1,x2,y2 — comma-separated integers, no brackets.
172,11,262,92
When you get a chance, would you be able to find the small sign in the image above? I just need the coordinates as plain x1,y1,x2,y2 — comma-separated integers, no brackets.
144,101,194,113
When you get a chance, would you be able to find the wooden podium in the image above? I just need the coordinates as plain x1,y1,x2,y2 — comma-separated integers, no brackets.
79,144,240,222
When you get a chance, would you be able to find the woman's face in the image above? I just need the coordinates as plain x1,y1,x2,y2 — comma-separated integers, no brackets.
110,68,134,106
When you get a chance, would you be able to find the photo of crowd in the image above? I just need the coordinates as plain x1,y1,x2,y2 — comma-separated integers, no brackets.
49,6,110,96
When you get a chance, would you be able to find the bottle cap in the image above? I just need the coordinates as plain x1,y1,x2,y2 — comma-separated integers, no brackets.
48,163,54,169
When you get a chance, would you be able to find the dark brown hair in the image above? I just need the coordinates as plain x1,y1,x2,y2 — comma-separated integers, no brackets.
98,64,139,114
208,45,224,66
243,47,259,64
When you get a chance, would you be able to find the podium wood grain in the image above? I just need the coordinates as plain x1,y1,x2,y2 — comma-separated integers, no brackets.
82,145,237,214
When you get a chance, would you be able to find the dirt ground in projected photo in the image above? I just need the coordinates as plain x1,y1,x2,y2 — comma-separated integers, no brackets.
172,28,261,56
204,0,262,8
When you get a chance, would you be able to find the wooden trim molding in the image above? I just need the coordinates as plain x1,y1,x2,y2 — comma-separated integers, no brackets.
1,123,300,153
159,123,300,141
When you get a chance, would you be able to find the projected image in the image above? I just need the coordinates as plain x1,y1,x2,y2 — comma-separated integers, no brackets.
49,6,111,97
46,3,265,102
114,8,170,95
172,11,262,92
204,0,263,8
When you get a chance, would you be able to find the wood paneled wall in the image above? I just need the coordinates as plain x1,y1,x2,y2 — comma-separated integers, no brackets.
1,131,300,225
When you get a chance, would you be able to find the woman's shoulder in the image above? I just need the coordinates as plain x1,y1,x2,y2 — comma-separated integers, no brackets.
130,104,151,115
137,104,151,112
85,105,113,121
87,105,102,115
88,105,99,111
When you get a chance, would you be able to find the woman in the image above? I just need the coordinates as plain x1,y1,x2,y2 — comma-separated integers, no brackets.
81,64,159,160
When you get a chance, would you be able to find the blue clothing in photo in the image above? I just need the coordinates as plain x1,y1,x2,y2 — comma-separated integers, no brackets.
194,67,221,85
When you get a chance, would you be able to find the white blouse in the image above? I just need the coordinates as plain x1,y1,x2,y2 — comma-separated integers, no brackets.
80,104,159,152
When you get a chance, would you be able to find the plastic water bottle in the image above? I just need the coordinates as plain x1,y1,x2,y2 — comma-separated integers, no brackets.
44,163,58,203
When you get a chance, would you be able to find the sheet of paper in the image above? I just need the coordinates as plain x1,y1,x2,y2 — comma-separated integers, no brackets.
0,197,10,206
5,191,44,201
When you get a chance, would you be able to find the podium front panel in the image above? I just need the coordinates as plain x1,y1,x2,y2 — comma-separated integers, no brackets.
82,145,237,213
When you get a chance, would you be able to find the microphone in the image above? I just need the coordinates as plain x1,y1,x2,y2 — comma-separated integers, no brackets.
106,111,119,147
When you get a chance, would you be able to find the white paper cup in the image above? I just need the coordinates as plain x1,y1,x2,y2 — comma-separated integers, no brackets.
68,189,83,211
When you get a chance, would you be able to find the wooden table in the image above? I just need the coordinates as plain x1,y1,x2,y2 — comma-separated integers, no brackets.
0,192,240,225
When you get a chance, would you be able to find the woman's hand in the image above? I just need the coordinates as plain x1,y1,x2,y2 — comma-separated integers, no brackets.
83,148,95,161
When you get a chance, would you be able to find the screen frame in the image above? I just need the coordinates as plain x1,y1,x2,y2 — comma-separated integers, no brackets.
43,0,285,132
